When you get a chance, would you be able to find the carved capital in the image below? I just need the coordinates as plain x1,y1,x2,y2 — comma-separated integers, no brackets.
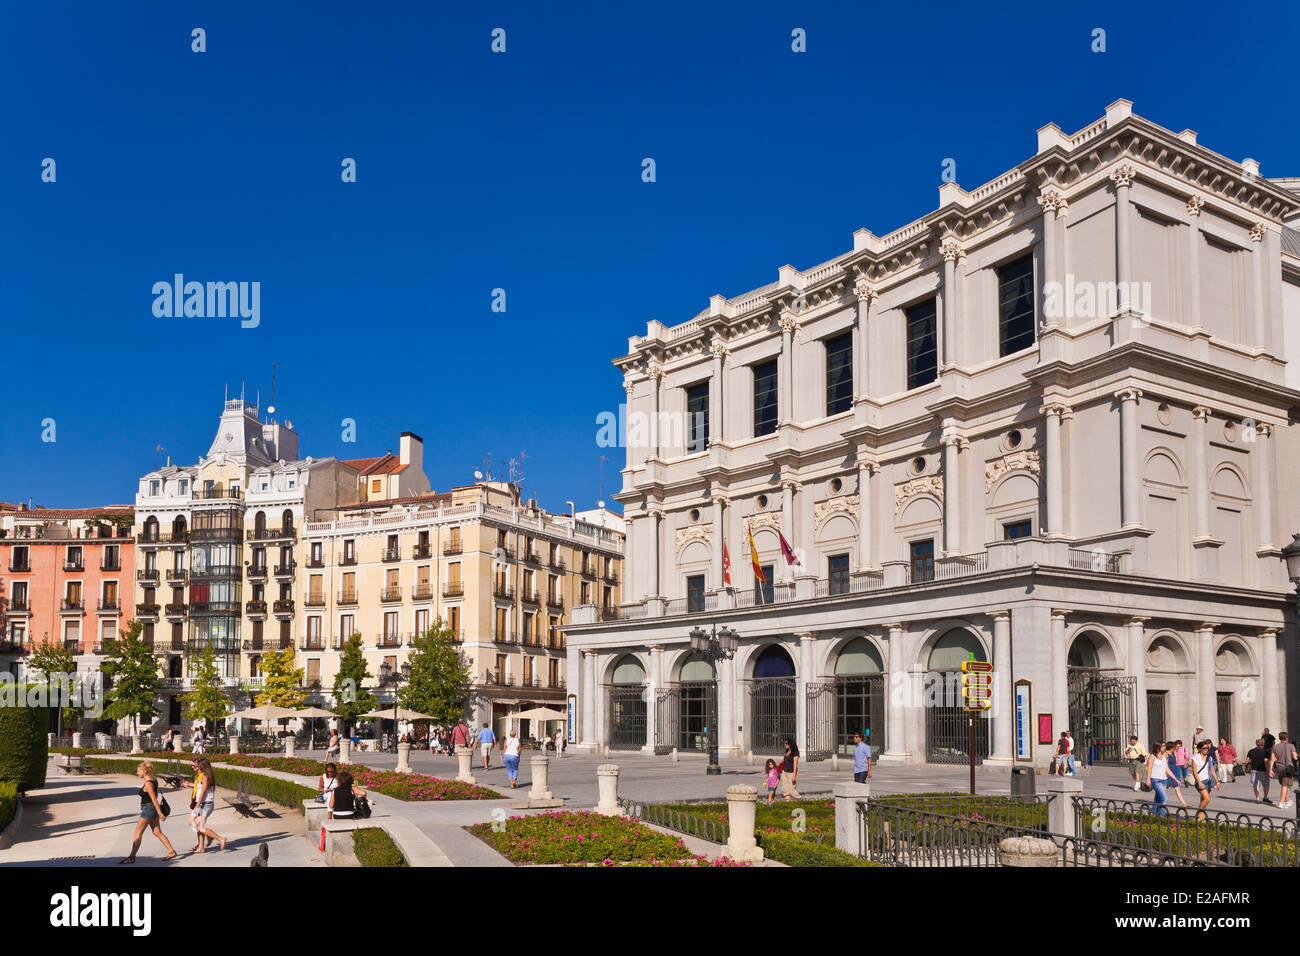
647,361,664,381
1197,622,1220,634
1186,194,1205,217
1257,422,1273,439
1037,186,1064,213
1114,387,1143,403
1126,616,1149,628
940,237,964,262
709,339,728,361
1250,222,1267,243
1039,402,1072,420
854,278,878,302
778,313,798,335
990,610,1011,624
623,380,636,397
1110,163,1137,188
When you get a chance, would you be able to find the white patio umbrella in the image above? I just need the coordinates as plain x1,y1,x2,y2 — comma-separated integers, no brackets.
507,706,567,740
227,703,302,740
296,706,338,749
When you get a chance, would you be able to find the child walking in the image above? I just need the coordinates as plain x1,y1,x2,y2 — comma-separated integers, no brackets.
764,759,780,805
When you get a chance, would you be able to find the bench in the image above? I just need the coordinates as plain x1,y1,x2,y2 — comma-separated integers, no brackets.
223,777,265,817
57,755,87,775
157,760,195,790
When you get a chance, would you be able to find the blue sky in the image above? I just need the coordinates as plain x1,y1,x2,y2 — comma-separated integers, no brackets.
1,0,1294,513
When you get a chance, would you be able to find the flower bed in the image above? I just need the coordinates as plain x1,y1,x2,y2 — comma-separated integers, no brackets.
346,768,500,801
471,810,706,864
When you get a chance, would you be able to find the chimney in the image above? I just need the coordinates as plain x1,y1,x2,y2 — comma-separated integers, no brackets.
400,432,423,475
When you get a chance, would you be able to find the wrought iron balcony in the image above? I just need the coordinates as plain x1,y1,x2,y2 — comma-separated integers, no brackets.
136,602,160,617
249,526,297,541
442,583,464,598
520,589,540,606
300,636,326,651
273,562,296,578
165,603,187,618
412,544,431,559
63,558,85,572
272,599,295,616
380,587,402,603
242,638,265,652
304,593,326,608
603,570,620,585
165,568,188,585
492,583,514,600
377,633,402,648
136,531,188,545
523,550,545,566
4,599,30,614
546,595,564,611
246,600,267,616
340,555,357,566
382,547,402,563
194,487,240,499
97,598,121,613
137,569,160,583
8,560,30,572
411,585,432,600
100,558,121,571
306,557,324,569
246,564,268,581
337,590,358,606
61,597,85,612
443,541,463,555
548,555,566,571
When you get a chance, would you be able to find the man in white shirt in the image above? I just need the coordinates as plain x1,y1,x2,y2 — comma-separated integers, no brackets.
1064,731,1076,775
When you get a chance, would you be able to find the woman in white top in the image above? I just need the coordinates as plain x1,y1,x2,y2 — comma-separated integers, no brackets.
502,730,522,788
1190,739,1219,820
554,728,564,757
1145,742,1172,817
318,763,339,803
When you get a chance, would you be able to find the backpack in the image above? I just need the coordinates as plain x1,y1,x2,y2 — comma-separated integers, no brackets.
355,795,372,819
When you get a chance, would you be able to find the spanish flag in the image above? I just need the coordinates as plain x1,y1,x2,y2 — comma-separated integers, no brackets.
748,523,765,584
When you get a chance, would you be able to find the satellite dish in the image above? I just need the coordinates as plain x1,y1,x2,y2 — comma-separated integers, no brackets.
285,419,293,429
598,500,605,509
267,405,276,415
474,470,483,480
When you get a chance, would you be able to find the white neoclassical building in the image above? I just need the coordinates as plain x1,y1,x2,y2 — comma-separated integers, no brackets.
565,100,1300,770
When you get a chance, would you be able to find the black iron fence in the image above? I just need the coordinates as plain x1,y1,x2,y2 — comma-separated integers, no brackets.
618,798,728,844
859,794,1055,867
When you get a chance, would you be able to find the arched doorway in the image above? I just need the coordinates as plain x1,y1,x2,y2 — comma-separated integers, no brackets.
925,628,990,765
1067,631,1134,765
608,655,647,750
750,644,796,754
833,638,885,756
657,652,716,754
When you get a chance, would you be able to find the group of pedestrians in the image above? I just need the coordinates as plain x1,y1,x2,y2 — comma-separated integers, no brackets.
1141,726,1299,818
119,757,227,864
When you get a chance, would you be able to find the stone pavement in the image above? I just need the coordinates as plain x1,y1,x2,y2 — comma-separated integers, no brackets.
0,771,324,868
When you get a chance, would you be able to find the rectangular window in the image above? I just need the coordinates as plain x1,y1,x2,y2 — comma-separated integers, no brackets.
906,299,938,389
685,382,710,453
910,539,935,583
752,360,779,436
383,611,398,640
339,614,354,641
825,333,854,415
998,254,1036,356
524,611,536,643
306,659,321,688
523,656,533,686
755,565,774,605
580,581,590,605
549,659,560,687
495,607,507,639
1003,519,1033,540
495,655,506,683
686,574,706,612
828,553,850,595
371,479,383,494
150,480,161,496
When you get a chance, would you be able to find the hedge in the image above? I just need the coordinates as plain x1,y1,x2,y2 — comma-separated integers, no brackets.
0,781,17,833
0,697,49,790
84,758,316,812
755,828,884,867
353,827,408,867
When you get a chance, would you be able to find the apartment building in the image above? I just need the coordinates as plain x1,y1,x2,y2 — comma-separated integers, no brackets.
565,100,1300,769
0,506,135,699
299,480,624,735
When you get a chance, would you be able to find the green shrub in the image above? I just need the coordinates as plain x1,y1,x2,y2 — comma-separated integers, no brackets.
84,758,316,811
756,828,884,867
353,827,408,867
471,810,696,864
0,696,49,790
0,781,17,833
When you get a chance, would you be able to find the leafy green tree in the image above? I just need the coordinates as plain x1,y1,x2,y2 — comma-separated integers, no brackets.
180,644,228,732
256,646,307,709
399,617,471,724
27,633,83,732
332,633,376,734
101,620,161,734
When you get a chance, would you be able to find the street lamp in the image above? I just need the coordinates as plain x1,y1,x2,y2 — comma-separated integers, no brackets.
688,623,740,775
378,660,411,752
1283,534,1300,586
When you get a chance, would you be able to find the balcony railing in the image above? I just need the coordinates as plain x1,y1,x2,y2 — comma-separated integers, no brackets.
0,640,29,654
194,487,241,499
165,568,188,585
191,564,242,580
249,526,297,541
412,544,431,559
549,555,566,571
306,556,324,568
137,531,189,544
61,597,84,612
165,602,187,617
8,560,30,572
523,550,544,566
304,593,326,608
243,638,265,652
274,562,297,577
272,599,295,615
137,569,160,583
443,583,465,598
546,595,565,611
382,547,402,563
246,600,268,616
4,599,30,614
300,636,326,650
97,598,121,613
136,603,160,617
494,630,517,644
380,587,402,603
484,671,515,686
338,591,359,605
443,541,463,555
340,555,357,566
63,641,81,653
100,559,121,571
377,634,402,648
63,559,85,572
603,570,620,585
520,590,540,606
411,585,433,600
492,584,514,600
189,601,241,615
246,564,268,580
1068,547,1123,573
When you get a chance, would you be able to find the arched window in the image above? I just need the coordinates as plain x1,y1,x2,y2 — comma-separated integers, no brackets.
609,655,646,749
834,637,884,675
753,644,796,678
832,638,885,756
611,655,646,685
925,629,988,765
751,645,796,752
927,629,986,671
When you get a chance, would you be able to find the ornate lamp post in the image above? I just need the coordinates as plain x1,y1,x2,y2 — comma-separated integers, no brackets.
1282,534,1300,822
688,623,740,775
378,660,411,751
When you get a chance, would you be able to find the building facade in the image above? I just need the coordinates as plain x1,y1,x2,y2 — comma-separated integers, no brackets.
299,480,624,736
565,100,1300,769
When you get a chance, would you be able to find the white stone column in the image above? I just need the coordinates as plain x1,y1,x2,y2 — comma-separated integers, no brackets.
1251,223,1268,349
1111,164,1136,313
1051,610,1068,738
1038,187,1063,328
1042,403,1069,537
1191,406,1212,541
647,363,663,459
595,763,622,815
941,425,963,554
989,611,1013,763
581,651,597,747
711,496,726,588
1196,623,1218,743
853,280,876,399
717,655,737,756
1186,196,1204,329
709,339,727,445
795,632,815,754
642,644,664,755
649,508,663,597
1255,424,1275,549
778,312,796,425
722,786,765,862
1260,629,1281,733
1127,617,1148,745
940,237,962,367
1116,389,1143,527
881,623,908,762
856,460,874,570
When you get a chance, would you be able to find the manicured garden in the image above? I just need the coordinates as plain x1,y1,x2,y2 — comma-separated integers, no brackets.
470,810,743,866
0,781,17,833
353,827,409,867
84,757,317,810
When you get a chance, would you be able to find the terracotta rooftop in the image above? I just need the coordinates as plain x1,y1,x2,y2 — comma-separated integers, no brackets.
11,505,135,520
341,453,409,476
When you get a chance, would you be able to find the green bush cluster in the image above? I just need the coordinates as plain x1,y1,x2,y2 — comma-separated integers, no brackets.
353,827,409,867
0,700,49,791
755,828,883,867
85,758,316,812
50,748,114,756
0,781,17,833
471,810,696,864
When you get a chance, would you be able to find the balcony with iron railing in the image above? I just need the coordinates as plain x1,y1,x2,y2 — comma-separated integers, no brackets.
337,590,358,606
243,637,265,652
603,569,619,585
191,564,243,581
380,587,403,603
136,602,160,617
63,640,81,653
412,543,431,559
97,598,121,613
194,487,241,499
300,635,327,651
548,554,566,572
494,629,517,644
484,671,515,686
100,558,121,572
382,547,402,563
246,564,268,581
0,640,29,654
411,584,433,601
523,550,544,566
61,596,85,613
274,562,297,578
377,633,403,648
304,593,326,608
63,557,85,572
165,568,188,585
137,568,160,584
443,540,463,555
492,583,514,600
520,589,540,606
165,602,187,618
8,559,30,572
306,556,324,568
546,594,564,611
272,599,295,616
340,554,357,566
137,531,189,545
442,582,465,598
249,526,297,541
4,598,30,615
246,600,267,616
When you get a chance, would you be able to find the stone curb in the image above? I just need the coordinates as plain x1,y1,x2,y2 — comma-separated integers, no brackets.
0,799,24,851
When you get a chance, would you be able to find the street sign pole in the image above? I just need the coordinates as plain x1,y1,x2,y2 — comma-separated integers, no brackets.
969,710,976,795
961,655,994,795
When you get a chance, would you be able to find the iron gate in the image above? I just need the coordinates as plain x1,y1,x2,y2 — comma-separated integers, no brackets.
926,672,990,765
679,680,714,752
1068,670,1136,764
836,675,886,756
1147,691,1167,744
654,687,679,755
805,680,835,762
608,685,647,750
749,677,796,753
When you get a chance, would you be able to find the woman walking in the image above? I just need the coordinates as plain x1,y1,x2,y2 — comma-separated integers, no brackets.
502,730,521,788
1217,738,1238,782
328,770,366,819
189,758,227,853
780,737,801,800
1145,742,1172,817
120,761,177,863
325,729,341,764
1190,739,1219,820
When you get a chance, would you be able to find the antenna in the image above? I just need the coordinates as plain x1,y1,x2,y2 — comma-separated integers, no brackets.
599,454,609,503
270,362,278,417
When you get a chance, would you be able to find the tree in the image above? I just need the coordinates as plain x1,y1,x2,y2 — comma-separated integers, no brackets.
180,644,228,732
28,634,80,734
332,633,376,734
101,620,161,735
399,617,471,724
256,646,307,710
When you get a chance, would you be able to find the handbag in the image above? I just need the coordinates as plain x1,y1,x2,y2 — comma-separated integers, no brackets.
159,794,171,818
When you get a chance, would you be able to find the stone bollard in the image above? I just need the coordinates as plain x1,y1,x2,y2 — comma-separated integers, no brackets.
396,741,412,774
670,748,679,763
833,781,872,855
173,734,184,753
1045,774,1082,838
71,733,85,749
595,764,622,815
284,737,296,758
529,756,553,800
999,836,1059,867
746,750,755,767
456,747,477,785
130,735,143,755
831,753,840,772
229,737,240,755
48,733,56,748
722,786,765,862
603,744,610,759
339,738,351,764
